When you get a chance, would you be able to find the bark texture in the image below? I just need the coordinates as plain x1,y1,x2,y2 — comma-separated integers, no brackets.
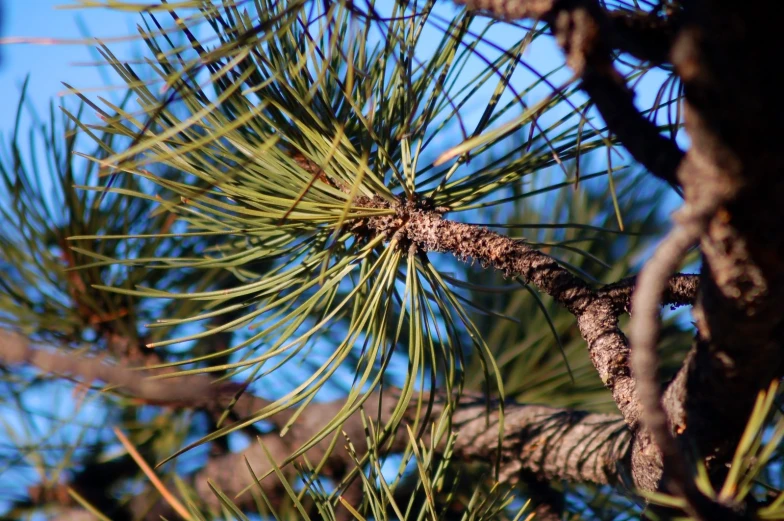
658,0,784,491
361,198,694,434
450,0,784,514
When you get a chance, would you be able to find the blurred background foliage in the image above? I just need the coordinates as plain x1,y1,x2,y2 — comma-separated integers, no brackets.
4,1,778,521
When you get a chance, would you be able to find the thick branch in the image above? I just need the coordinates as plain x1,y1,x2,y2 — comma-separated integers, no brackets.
579,61,683,190
604,9,678,65
459,3,784,512
629,214,715,519
651,3,784,496
364,201,697,432
449,396,630,485
41,386,629,521
2,325,629,486
2,314,633,512
455,0,685,189
455,0,676,64
142,393,629,520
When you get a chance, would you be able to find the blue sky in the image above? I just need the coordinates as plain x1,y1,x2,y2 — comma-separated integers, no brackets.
0,1,566,137
1,1,142,135
1,1,681,181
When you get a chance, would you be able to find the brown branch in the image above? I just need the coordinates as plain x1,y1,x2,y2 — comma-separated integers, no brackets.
41,386,629,520
364,199,695,431
615,3,784,513
11,335,631,489
579,61,683,191
604,9,679,66
448,395,630,486
141,394,629,520
3,332,630,496
0,330,245,408
455,0,685,189
5,198,701,515
454,0,677,64
628,214,715,520
598,273,699,314
634,4,784,506
2,306,635,511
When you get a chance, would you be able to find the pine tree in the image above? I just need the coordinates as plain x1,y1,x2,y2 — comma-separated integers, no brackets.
2,1,783,520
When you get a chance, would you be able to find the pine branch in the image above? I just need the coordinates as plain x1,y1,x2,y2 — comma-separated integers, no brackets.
1,322,635,521
1,326,631,487
0,330,246,409
598,274,699,314
361,197,696,430
629,207,726,521
52,391,629,521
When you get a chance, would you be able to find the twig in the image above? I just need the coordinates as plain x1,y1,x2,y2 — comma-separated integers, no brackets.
629,217,701,497
113,427,193,521
629,201,747,520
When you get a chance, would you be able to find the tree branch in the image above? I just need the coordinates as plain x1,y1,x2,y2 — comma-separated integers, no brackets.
32,383,629,520
447,4,784,516
363,199,695,431
642,4,784,501
454,0,685,189
1,327,632,489
131,392,631,520
3,324,634,516
3,195,701,512
628,212,720,520
454,0,677,64
2,325,631,485
0,330,245,409
448,395,630,486
598,273,699,314
604,8,678,65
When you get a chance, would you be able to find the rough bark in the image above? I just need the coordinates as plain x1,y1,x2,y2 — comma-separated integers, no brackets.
598,274,699,314
8,1,784,519
4,190,701,517
127,393,631,520
2,329,634,520
628,211,747,521
14,378,629,521
360,198,694,433
1,328,632,489
446,0,784,509
457,0,678,64
448,0,784,514
659,0,784,485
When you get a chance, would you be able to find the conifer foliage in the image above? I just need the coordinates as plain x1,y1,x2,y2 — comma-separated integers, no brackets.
2,1,784,520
